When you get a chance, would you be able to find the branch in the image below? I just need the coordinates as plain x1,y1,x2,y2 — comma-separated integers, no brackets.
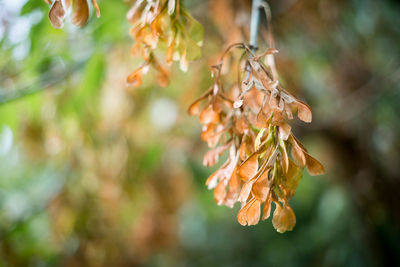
0,61,85,106
250,0,263,51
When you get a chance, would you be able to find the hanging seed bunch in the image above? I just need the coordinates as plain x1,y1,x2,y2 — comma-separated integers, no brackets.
45,0,101,29
126,0,203,88
189,43,325,233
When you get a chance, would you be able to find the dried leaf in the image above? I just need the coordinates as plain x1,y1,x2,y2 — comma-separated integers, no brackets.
273,184,285,200
269,96,280,112
265,48,279,54
291,134,308,151
199,105,219,124
254,128,266,151
203,145,228,167
235,117,248,133
205,169,222,189
212,98,223,113
289,135,306,168
283,160,302,198
91,0,101,18
238,153,259,180
233,99,243,108
237,200,252,226
254,78,265,91
280,140,289,173
224,163,241,207
238,179,255,203
244,87,263,113
255,109,268,128
253,48,279,61
71,0,89,27
228,166,241,191
305,152,325,176
278,122,291,141
295,100,312,123
224,187,239,208
156,65,169,87
246,199,261,226
272,203,296,233
289,135,324,175
143,32,158,48
150,16,163,37
284,103,294,120
126,0,143,22
126,68,143,87
201,124,223,147
188,98,203,116
180,49,188,72
239,142,245,161
214,179,227,205
252,170,270,201
130,43,141,56
262,194,272,220
49,0,66,29
166,39,175,65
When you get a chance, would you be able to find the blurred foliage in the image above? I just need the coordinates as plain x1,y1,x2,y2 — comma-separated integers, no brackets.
0,0,399,266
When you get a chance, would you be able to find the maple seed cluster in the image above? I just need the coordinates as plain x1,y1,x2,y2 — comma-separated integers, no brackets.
45,0,100,29
126,0,203,88
189,44,325,233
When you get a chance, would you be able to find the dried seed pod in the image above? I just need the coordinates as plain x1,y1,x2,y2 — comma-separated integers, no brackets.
189,41,324,232
44,0,100,28
48,0,66,29
126,0,204,88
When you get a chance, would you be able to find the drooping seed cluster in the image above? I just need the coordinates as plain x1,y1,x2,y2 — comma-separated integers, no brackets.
45,0,100,28
189,44,324,232
126,0,203,88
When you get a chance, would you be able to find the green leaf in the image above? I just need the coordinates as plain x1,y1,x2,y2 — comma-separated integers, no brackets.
67,51,105,113
179,9,204,61
186,14,204,47
185,38,202,61
20,1,45,16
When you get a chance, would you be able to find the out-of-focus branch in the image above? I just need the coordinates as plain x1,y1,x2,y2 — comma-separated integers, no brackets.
309,67,400,131
0,62,85,106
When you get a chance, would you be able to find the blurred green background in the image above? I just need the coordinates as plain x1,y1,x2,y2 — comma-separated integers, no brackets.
0,0,399,266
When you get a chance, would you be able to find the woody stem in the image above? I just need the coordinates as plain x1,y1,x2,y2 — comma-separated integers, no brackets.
250,0,263,52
